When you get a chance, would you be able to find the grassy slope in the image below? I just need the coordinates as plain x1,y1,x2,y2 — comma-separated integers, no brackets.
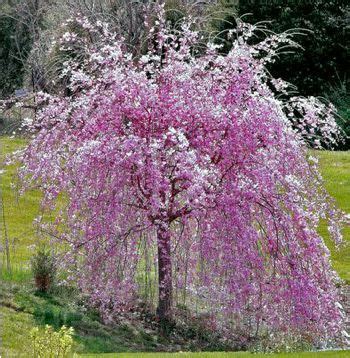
0,136,349,356
0,137,38,356
316,150,350,283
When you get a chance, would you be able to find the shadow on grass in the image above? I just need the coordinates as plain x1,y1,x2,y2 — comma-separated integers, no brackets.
2,280,161,354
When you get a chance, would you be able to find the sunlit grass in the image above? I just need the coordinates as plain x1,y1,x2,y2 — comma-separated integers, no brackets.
316,150,350,283
0,136,41,270
78,350,350,357
0,266,32,282
0,306,34,357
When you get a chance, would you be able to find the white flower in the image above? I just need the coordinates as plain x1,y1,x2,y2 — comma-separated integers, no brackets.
22,117,33,127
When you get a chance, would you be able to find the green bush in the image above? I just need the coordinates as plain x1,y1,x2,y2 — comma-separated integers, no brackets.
30,325,74,358
31,247,57,292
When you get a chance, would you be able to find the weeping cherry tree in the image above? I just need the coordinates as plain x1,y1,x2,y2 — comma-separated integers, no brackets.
18,6,346,346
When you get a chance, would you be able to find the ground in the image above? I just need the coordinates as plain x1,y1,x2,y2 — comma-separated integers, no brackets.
0,136,349,357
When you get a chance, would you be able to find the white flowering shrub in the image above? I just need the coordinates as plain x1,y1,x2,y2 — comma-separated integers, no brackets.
30,325,74,358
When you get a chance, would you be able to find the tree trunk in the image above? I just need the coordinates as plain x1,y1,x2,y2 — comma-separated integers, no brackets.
156,223,173,324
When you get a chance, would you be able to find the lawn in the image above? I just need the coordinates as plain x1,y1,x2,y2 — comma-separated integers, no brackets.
0,136,41,270
79,352,350,357
316,150,350,283
0,136,349,357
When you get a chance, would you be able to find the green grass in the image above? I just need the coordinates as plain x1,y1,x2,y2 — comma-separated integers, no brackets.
0,305,35,357
1,136,349,357
78,351,350,357
316,150,350,283
0,136,41,271
0,280,162,355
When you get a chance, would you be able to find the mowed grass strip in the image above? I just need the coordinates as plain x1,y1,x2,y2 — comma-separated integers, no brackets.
78,350,350,357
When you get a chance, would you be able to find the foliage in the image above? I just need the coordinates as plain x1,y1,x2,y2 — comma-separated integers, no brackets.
0,1,33,98
30,324,74,357
325,81,350,150
18,7,346,349
236,0,349,96
1,142,350,357
31,247,57,292
237,0,350,150
206,0,238,53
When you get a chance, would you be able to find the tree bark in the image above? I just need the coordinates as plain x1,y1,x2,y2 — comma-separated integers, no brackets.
156,223,173,324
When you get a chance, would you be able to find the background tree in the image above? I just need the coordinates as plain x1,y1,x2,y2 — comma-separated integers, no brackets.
210,0,349,148
0,1,34,98
210,0,349,96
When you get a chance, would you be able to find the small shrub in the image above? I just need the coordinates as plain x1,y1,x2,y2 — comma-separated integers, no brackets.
65,311,83,327
30,325,74,358
44,307,57,326
31,247,57,292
